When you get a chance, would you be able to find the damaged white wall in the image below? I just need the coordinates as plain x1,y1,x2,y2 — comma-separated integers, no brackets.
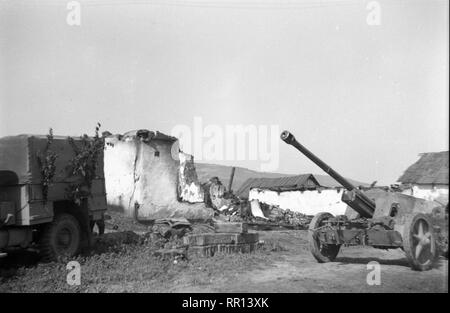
249,188,348,216
401,184,448,204
178,152,205,203
104,130,212,220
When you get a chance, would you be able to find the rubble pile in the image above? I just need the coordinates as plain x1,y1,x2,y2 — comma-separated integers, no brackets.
101,212,261,260
202,177,244,219
149,218,193,254
200,177,312,228
149,220,259,259
261,204,312,228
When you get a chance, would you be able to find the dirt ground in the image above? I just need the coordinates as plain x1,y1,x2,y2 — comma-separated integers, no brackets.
175,230,448,293
1,227,447,293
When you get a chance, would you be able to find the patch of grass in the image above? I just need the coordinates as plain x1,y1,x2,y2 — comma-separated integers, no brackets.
105,210,149,233
1,212,291,293
260,240,288,252
1,238,280,293
1,243,172,292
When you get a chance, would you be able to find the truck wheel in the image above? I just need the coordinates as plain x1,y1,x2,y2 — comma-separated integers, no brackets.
308,212,340,263
403,213,439,271
39,213,82,262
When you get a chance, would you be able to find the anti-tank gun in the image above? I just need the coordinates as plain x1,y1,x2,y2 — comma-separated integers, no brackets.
281,130,447,271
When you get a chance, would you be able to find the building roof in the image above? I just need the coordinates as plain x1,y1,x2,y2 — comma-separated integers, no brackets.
235,174,321,198
398,151,449,185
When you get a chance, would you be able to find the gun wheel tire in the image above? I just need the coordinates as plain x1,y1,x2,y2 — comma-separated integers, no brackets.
308,212,340,263
39,213,82,262
403,213,438,271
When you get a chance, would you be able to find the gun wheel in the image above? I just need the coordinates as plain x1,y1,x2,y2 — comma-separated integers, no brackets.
403,213,438,271
308,212,340,263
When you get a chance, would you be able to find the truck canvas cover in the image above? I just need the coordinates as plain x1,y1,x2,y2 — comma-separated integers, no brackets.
0,134,104,185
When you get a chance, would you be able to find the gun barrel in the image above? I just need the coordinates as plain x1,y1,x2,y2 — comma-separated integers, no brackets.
280,130,375,218
281,130,355,191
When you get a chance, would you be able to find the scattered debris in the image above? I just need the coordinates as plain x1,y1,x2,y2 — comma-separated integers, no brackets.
262,204,312,227
200,174,312,230
214,221,248,233
94,230,142,249
104,210,149,233
178,152,205,203
151,218,192,240
153,247,187,260
202,177,228,210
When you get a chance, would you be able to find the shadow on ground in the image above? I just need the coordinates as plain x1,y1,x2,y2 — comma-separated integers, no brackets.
335,255,447,269
0,249,41,279
335,256,410,267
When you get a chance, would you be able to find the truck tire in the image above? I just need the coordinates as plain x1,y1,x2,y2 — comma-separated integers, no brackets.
403,213,439,271
308,212,340,263
39,213,82,262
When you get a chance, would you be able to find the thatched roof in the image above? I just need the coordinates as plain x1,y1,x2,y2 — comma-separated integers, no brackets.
398,151,449,185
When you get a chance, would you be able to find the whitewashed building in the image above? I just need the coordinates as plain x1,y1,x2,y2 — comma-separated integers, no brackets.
398,151,449,205
237,174,349,216
249,187,347,216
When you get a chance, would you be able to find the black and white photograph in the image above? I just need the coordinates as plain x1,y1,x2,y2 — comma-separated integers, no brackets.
0,0,448,297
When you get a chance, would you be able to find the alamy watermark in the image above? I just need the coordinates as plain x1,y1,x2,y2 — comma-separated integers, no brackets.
65,1,381,27
366,261,381,285
66,1,81,26
366,1,381,26
171,117,280,172
66,261,81,286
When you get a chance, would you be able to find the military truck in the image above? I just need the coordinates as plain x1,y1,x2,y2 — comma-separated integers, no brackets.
0,133,106,261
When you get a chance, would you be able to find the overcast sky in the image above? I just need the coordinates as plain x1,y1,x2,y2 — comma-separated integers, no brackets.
0,0,448,185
